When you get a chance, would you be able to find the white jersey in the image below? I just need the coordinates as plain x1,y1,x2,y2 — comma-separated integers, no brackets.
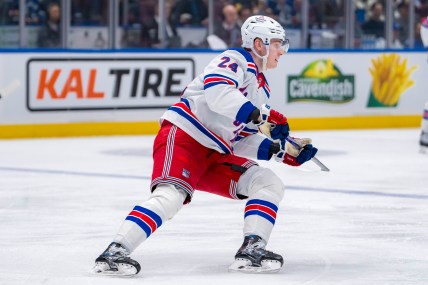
161,48,273,160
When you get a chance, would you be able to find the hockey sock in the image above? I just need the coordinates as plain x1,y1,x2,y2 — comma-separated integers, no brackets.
237,167,284,242
113,184,187,252
243,198,278,242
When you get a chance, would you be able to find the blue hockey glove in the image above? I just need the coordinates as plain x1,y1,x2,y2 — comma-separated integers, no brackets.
256,104,290,141
275,138,318,166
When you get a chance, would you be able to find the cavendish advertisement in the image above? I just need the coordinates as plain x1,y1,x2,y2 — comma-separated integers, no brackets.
287,59,355,104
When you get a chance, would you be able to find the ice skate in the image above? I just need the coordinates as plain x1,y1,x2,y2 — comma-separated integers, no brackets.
420,131,428,153
229,235,283,273
92,242,141,277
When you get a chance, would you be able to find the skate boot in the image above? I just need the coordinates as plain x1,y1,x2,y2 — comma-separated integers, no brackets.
420,131,428,152
92,242,141,276
229,235,284,273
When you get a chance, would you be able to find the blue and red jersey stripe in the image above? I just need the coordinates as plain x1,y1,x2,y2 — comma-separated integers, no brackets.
168,101,234,154
247,63,258,76
204,73,238,89
235,127,259,142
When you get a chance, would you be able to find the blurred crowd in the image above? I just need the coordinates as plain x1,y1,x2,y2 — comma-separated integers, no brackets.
122,0,428,49
354,0,428,48
0,0,428,49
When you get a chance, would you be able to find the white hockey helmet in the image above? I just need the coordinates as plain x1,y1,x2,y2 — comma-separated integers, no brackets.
241,15,289,71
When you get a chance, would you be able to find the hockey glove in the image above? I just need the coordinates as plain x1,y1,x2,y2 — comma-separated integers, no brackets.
275,138,318,167
253,104,290,141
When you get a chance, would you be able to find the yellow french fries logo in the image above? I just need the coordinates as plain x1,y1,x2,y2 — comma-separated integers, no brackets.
368,53,417,107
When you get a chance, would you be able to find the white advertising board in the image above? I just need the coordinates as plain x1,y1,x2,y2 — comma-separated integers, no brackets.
0,50,427,135
27,57,194,111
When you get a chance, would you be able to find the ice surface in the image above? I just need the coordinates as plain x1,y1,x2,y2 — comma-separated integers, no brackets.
1,129,427,285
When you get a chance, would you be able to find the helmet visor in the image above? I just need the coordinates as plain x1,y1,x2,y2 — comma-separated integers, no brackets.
269,38,290,53
282,38,290,53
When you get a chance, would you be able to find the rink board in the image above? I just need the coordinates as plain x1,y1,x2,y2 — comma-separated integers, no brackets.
0,49,426,138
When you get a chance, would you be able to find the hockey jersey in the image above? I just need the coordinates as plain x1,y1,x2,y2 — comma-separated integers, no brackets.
161,48,273,160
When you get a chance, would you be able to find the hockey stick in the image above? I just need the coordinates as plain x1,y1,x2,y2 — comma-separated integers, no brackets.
0,79,21,100
285,136,330,172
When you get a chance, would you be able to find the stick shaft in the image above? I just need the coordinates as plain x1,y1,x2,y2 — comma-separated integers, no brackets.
286,136,330,172
311,157,330,172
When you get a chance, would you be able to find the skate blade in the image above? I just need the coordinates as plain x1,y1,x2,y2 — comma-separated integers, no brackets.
228,258,282,274
90,261,138,277
420,145,428,153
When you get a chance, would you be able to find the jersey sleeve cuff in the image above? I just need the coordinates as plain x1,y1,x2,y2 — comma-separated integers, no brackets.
257,138,273,160
236,101,257,123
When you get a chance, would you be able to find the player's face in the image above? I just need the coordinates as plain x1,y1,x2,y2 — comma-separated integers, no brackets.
266,39,285,69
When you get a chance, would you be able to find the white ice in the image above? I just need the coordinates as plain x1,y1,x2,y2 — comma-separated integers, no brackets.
1,129,427,285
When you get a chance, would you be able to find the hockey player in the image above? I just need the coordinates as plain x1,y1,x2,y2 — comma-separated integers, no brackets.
420,16,428,150
92,15,318,276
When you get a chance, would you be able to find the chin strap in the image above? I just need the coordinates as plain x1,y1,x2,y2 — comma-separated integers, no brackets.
251,45,270,72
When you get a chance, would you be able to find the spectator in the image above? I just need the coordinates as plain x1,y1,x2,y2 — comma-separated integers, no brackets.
138,0,157,25
141,1,181,48
252,0,270,16
333,16,364,48
414,20,426,49
396,1,410,47
233,0,256,10
26,0,47,25
362,1,385,38
37,2,61,48
354,0,369,25
214,0,229,23
290,0,303,28
391,22,404,48
416,0,428,19
170,0,208,27
320,0,342,29
237,5,252,26
270,0,294,27
71,0,107,25
0,0,19,25
214,4,241,48
264,7,277,20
